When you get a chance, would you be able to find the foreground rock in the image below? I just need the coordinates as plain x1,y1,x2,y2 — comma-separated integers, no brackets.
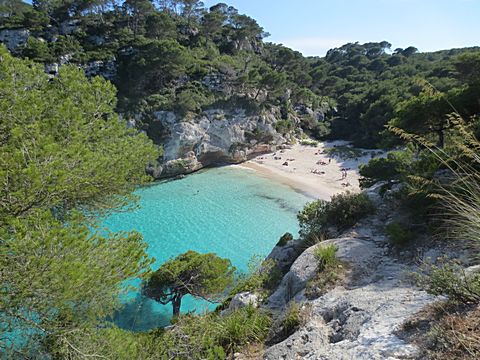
260,187,437,360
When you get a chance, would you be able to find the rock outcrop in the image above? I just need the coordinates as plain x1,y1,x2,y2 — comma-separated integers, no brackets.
222,292,261,316
0,28,29,51
145,108,291,179
259,186,437,360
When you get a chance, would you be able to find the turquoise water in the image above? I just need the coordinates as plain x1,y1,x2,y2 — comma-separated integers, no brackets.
104,166,310,330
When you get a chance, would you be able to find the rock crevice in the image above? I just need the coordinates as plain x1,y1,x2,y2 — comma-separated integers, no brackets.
261,188,437,360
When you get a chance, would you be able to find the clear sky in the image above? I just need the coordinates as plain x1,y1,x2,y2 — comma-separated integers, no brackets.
203,0,480,56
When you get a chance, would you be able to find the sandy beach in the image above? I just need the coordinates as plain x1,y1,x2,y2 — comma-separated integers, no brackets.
237,141,383,200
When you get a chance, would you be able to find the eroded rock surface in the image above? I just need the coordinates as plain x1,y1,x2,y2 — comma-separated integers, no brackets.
146,108,290,178
262,188,436,360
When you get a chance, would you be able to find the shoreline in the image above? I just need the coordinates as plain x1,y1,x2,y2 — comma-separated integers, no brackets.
234,141,382,200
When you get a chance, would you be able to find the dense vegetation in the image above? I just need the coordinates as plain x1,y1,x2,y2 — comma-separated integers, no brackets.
0,47,159,358
2,0,480,358
4,0,478,148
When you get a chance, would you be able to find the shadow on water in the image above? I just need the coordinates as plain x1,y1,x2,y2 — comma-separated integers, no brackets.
112,295,171,332
255,193,300,214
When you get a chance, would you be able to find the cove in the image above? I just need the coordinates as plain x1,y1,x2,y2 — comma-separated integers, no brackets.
104,166,310,331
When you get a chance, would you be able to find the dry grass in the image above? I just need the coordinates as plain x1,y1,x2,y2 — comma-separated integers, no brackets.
401,302,480,359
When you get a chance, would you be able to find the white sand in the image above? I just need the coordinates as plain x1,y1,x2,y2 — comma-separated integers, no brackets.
236,141,382,200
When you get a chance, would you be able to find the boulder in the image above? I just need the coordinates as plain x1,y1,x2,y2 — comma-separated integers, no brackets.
267,245,319,308
266,241,302,273
222,292,260,316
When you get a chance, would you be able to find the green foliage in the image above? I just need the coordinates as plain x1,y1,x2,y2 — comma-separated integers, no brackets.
0,48,158,224
228,257,281,300
174,82,214,115
305,244,343,299
297,199,330,239
314,244,339,271
385,222,414,246
143,251,236,316
275,119,294,134
281,302,301,337
41,306,271,360
159,306,271,359
415,258,480,304
0,47,158,357
359,151,409,188
325,145,365,160
20,37,52,62
299,138,319,146
298,192,375,240
326,192,375,230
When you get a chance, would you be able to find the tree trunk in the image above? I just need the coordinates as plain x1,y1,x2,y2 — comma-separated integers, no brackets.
172,295,182,316
437,129,445,148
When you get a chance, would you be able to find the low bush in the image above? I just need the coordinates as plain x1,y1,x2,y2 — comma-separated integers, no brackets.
426,305,480,359
402,303,480,360
160,305,272,358
414,258,480,304
300,138,319,146
359,152,407,188
325,145,364,160
298,192,375,241
385,222,414,246
326,192,375,230
297,200,329,239
43,305,271,360
275,119,294,134
227,258,281,301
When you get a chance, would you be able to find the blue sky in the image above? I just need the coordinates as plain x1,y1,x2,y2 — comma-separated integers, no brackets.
203,0,480,56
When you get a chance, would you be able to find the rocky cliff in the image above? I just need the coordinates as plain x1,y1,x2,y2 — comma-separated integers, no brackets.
229,184,444,360
143,107,297,179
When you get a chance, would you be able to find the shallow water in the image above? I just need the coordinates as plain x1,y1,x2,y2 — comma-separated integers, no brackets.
103,166,310,330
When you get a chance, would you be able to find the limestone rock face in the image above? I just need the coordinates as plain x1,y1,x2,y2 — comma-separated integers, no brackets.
260,189,437,360
266,241,303,273
0,28,29,50
268,245,319,308
222,292,260,316
146,108,288,178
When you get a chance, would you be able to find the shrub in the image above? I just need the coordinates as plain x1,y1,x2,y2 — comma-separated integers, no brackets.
325,145,364,160
359,152,407,188
159,306,272,358
414,258,480,304
276,232,293,247
403,303,480,360
216,305,272,353
227,258,280,301
297,200,329,239
297,192,374,241
300,138,319,146
385,222,414,246
427,305,480,359
275,119,294,134
326,192,375,230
